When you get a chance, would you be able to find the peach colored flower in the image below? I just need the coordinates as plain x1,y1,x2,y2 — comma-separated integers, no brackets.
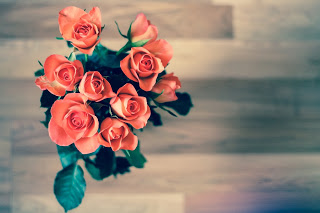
110,83,151,129
120,39,173,91
98,117,138,151
35,54,84,96
152,73,181,103
130,13,158,44
49,93,100,154
59,6,102,54
79,71,116,102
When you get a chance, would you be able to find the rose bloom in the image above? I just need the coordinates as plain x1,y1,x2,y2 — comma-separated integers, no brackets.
130,13,158,44
49,93,100,154
98,118,138,151
152,73,181,103
120,39,173,91
59,6,102,54
35,54,84,96
110,83,151,129
79,71,116,101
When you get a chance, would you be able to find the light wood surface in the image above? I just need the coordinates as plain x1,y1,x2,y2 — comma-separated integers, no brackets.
3,79,320,213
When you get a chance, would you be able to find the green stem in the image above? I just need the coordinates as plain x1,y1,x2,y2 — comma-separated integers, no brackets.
116,41,131,56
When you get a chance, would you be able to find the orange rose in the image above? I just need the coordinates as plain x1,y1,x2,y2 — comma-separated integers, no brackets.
120,39,173,91
98,118,138,151
152,73,181,103
49,93,100,154
110,83,151,129
59,6,102,54
35,54,84,96
79,71,116,102
130,13,158,44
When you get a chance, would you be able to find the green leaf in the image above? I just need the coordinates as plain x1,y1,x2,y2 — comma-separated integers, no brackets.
34,68,44,77
66,41,73,48
114,21,127,38
149,108,163,126
40,108,51,128
148,90,164,100
131,39,150,47
40,90,58,108
101,24,106,32
68,52,76,62
113,157,131,177
56,37,64,40
123,141,147,168
57,145,81,168
127,21,133,42
162,92,193,116
54,163,86,212
84,147,115,181
38,60,43,67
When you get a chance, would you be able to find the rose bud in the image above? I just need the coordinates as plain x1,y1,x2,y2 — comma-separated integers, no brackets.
35,54,84,96
49,93,100,154
110,83,151,129
152,73,181,103
98,118,138,151
120,39,173,91
130,13,158,44
79,71,116,102
59,6,102,54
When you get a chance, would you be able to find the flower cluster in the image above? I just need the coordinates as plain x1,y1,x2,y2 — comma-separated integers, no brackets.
34,6,193,212
35,6,185,154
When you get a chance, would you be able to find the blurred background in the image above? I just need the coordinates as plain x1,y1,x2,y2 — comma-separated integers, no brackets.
2,0,320,212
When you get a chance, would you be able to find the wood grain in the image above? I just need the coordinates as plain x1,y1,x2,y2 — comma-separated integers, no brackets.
4,78,320,212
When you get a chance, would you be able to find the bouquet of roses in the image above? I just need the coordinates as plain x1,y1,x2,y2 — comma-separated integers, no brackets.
34,6,192,212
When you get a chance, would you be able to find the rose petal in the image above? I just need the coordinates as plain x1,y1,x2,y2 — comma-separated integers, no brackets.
74,134,100,154
122,106,151,129
120,131,138,150
144,39,173,67
48,119,74,146
132,25,158,44
59,6,86,39
117,83,138,96
88,7,102,31
131,13,149,38
44,54,70,82
138,73,158,91
35,76,66,96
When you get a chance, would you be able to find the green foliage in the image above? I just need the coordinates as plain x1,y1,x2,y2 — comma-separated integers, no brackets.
56,37,64,40
54,163,86,212
148,90,164,100
84,147,132,180
40,90,58,108
84,147,115,180
57,145,81,168
68,52,76,62
149,108,163,126
127,22,133,42
34,68,44,77
123,141,147,168
162,92,193,116
40,108,51,128
38,60,43,67
131,39,150,47
114,21,127,38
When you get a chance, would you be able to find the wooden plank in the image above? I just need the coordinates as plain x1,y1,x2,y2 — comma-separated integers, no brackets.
214,0,320,41
6,78,320,153
11,154,320,212
13,193,184,213
0,2,232,39
1,39,320,79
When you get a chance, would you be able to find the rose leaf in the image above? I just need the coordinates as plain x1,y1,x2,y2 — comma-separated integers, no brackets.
57,144,81,168
54,163,86,212
162,92,193,116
